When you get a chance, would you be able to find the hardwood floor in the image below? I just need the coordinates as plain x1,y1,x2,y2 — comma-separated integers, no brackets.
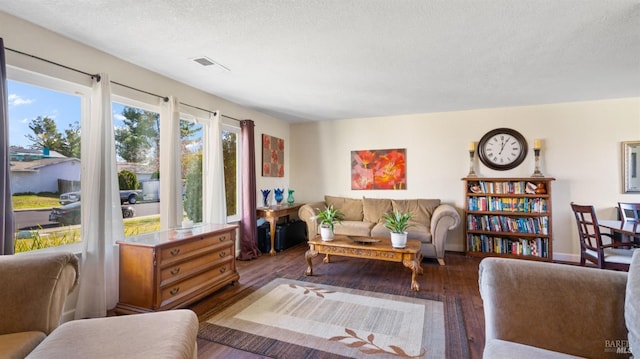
189,244,486,359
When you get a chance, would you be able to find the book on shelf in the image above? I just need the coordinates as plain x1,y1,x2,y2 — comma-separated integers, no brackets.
467,234,548,258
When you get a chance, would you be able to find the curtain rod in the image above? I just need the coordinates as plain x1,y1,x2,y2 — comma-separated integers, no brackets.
6,47,168,102
178,102,240,122
6,47,100,81
6,47,245,117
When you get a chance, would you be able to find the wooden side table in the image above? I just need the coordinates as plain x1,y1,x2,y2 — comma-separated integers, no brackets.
256,203,303,255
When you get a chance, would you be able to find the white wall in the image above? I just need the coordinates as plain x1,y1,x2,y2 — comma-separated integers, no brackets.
0,11,292,207
290,98,640,261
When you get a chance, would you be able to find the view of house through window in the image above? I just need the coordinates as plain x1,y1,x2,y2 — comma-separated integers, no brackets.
7,76,241,252
8,79,84,252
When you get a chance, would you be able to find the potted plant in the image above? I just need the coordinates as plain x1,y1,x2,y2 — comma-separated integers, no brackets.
315,205,343,241
381,210,414,248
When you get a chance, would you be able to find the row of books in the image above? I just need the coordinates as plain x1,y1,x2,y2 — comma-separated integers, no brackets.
469,181,539,195
467,234,549,258
467,214,549,235
467,197,548,213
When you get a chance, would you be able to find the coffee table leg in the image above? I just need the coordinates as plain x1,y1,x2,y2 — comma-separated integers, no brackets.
323,254,330,263
403,258,421,291
305,250,318,276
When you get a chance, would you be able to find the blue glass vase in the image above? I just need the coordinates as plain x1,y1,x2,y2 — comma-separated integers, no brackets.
260,189,270,207
274,188,284,204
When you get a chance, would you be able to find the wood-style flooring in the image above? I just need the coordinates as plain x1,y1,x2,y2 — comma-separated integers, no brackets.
189,244,486,359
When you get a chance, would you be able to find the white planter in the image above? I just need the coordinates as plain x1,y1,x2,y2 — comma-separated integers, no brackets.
320,226,335,241
390,232,408,248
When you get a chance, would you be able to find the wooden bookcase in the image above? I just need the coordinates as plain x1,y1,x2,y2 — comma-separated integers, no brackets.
462,177,555,262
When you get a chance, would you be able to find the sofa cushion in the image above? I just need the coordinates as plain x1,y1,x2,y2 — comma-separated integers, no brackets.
363,197,392,223
370,223,431,243
0,331,45,359
334,221,375,237
324,195,363,221
392,199,440,230
626,250,640,355
27,310,198,359
484,339,583,359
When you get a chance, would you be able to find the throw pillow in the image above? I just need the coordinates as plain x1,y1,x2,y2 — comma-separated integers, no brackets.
362,197,392,223
324,195,363,221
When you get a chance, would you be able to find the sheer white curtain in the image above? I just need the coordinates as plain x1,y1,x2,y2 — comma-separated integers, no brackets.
203,111,227,224
159,96,182,229
75,73,123,318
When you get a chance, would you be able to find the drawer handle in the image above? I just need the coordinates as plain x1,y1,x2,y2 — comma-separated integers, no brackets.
170,248,181,256
219,267,227,273
170,287,180,295
219,251,227,258
170,267,180,275
219,236,226,242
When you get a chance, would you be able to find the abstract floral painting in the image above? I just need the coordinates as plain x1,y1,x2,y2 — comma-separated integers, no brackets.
351,149,406,190
262,134,284,177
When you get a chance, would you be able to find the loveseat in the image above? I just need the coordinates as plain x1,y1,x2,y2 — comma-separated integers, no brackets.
298,195,460,265
1,251,199,359
479,251,640,358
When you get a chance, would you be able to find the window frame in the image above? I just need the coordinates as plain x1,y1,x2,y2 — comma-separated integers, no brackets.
222,122,242,223
7,66,91,254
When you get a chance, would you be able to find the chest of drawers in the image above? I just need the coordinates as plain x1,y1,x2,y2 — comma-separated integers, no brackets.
115,223,239,314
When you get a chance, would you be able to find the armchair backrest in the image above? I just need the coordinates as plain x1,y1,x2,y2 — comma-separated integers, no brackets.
0,252,79,335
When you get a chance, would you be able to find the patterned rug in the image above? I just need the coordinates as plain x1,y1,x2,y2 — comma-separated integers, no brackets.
198,275,469,358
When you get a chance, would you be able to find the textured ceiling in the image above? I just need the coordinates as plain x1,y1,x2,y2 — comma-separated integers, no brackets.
1,0,639,123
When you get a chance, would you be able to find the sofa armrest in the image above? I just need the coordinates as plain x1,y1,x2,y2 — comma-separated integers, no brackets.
298,201,327,238
0,252,79,335
479,257,628,358
430,204,460,261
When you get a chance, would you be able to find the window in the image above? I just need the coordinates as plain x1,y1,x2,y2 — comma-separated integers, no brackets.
180,118,203,223
223,124,240,222
7,74,88,252
112,100,161,236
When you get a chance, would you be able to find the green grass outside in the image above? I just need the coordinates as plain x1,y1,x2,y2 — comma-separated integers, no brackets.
12,192,61,210
15,216,161,253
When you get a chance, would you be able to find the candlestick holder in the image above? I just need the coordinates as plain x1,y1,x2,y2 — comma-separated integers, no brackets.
531,148,544,177
467,150,477,177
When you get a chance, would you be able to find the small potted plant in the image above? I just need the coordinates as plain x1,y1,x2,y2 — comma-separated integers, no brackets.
381,210,414,248
315,205,344,241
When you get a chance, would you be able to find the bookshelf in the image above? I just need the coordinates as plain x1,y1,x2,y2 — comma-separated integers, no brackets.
462,177,555,262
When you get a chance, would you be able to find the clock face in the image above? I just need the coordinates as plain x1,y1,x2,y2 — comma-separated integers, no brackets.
478,128,528,170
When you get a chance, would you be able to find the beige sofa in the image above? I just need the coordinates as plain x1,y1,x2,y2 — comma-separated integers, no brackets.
479,251,640,358
0,251,199,359
298,195,460,265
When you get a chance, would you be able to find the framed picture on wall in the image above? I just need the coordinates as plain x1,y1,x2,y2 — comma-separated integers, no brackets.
351,148,406,190
262,134,284,177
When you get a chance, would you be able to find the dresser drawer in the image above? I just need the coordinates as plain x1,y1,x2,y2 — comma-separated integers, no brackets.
159,245,233,285
159,232,231,263
159,260,234,308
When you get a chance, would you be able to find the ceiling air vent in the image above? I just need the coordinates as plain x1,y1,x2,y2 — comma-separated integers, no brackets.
193,56,216,66
191,56,231,72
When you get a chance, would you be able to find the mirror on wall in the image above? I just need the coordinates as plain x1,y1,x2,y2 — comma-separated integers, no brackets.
623,141,640,193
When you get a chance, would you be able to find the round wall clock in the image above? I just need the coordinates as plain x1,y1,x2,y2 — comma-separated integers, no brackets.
477,128,528,170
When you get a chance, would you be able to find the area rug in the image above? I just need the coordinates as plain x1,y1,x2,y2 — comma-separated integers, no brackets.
198,276,469,358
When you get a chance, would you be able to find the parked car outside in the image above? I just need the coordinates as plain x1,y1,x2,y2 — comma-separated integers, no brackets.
49,201,135,225
59,190,141,205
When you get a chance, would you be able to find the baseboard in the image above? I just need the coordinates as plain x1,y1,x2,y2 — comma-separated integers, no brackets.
552,252,581,264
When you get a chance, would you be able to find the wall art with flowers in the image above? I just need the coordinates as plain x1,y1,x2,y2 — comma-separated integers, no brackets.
351,149,406,190
262,134,284,177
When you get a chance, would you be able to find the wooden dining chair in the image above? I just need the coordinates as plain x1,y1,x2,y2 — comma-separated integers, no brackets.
618,202,640,242
570,202,637,271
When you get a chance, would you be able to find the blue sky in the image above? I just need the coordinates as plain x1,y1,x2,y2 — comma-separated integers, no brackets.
7,79,127,148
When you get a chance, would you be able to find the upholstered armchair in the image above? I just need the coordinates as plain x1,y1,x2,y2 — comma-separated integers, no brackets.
0,252,79,358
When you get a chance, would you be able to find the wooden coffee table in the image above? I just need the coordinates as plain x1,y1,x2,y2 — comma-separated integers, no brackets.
305,235,423,291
